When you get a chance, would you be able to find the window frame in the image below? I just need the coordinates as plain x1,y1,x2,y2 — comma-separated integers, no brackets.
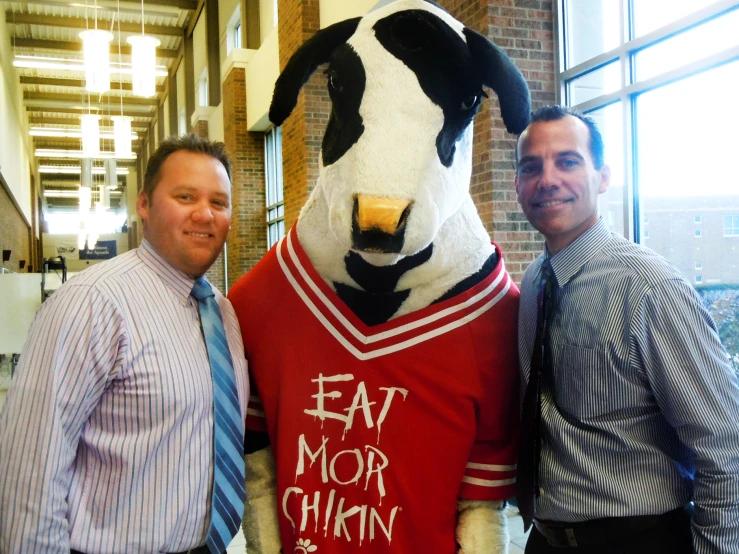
555,0,739,241
724,215,739,236
234,22,242,50
264,126,284,249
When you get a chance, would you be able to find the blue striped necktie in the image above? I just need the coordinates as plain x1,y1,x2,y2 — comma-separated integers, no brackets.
191,278,246,554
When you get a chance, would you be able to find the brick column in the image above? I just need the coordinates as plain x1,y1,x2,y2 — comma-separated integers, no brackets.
444,0,555,283
222,65,267,288
189,106,225,291
278,0,329,231
193,120,209,138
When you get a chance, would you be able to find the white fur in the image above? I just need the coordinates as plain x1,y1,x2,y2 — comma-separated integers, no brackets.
457,500,510,554
242,447,282,554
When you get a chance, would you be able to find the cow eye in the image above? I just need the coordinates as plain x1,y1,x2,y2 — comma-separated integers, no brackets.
328,73,343,93
461,94,479,110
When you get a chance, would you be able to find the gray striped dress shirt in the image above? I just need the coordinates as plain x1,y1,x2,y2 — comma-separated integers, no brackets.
0,239,249,554
518,218,739,554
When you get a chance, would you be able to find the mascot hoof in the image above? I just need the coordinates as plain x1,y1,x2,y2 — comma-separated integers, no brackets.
456,499,509,554
242,446,283,554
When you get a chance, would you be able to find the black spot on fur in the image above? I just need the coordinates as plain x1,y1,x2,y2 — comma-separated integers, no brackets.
463,28,531,134
345,243,433,293
433,250,498,303
245,429,270,454
322,44,366,167
334,283,410,327
373,10,485,167
335,244,434,326
269,18,361,126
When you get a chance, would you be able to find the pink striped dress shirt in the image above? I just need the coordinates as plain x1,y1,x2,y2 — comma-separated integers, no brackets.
0,240,249,554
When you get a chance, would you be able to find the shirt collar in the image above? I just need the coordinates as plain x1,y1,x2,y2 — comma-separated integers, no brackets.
547,218,612,288
137,239,198,305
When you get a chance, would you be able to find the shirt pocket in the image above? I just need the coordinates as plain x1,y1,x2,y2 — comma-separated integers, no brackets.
550,343,632,419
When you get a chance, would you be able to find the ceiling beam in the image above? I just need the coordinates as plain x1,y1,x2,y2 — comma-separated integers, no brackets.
12,38,178,59
33,137,143,146
25,91,159,106
30,116,149,129
133,0,198,7
21,0,197,9
26,106,154,117
20,76,165,93
36,156,137,166
6,13,184,37
185,0,206,38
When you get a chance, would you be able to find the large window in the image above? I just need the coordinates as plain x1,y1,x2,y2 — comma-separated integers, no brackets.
725,215,739,236
558,0,739,366
265,127,284,249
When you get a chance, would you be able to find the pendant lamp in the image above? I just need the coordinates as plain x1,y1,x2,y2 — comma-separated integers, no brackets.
79,29,114,93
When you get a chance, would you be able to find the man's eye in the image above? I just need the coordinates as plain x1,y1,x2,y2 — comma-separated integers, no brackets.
179,195,193,201
560,159,579,168
519,165,539,174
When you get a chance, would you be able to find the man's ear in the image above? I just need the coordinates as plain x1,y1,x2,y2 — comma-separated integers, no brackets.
598,164,611,194
136,190,149,226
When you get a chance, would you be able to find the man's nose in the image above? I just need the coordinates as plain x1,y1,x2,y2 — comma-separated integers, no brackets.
538,161,560,189
192,202,214,221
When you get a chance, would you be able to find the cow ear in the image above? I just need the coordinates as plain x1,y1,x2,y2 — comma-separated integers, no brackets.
463,28,531,135
269,17,361,125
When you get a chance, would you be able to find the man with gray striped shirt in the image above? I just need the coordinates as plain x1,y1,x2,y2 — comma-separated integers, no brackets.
514,105,739,553
0,135,249,554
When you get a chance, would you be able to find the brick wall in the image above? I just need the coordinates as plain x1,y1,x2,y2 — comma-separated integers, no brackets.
277,0,327,231
222,66,267,290
0,181,31,274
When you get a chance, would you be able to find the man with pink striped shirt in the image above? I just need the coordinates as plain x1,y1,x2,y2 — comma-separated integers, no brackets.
0,135,249,554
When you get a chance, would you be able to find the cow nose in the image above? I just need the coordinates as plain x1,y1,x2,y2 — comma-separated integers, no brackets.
356,194,411,235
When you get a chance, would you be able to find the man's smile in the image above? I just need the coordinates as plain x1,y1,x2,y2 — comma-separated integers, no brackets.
533,198,572,208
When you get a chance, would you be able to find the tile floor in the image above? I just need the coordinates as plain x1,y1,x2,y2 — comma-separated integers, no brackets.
1,375,529,554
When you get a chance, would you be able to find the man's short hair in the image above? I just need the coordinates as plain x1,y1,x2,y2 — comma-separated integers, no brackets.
517,105,605,169
143,134,233,199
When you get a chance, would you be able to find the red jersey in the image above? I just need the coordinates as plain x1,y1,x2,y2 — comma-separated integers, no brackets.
229,229,520,553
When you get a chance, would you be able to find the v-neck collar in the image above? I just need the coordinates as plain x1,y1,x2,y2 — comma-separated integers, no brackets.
276,227,513,360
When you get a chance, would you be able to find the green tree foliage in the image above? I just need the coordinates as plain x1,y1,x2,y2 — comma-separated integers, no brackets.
698,286,739,371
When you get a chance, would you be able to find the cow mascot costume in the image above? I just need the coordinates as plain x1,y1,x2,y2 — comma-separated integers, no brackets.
229,1,530,552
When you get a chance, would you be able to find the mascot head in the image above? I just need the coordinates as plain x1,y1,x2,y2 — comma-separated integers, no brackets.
270,0,530,265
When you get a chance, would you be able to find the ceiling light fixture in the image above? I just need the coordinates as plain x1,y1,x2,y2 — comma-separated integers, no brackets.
80,114,101,156
127,0,160,98
111,116,133,156
79,29,114,92
104,159,116,206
